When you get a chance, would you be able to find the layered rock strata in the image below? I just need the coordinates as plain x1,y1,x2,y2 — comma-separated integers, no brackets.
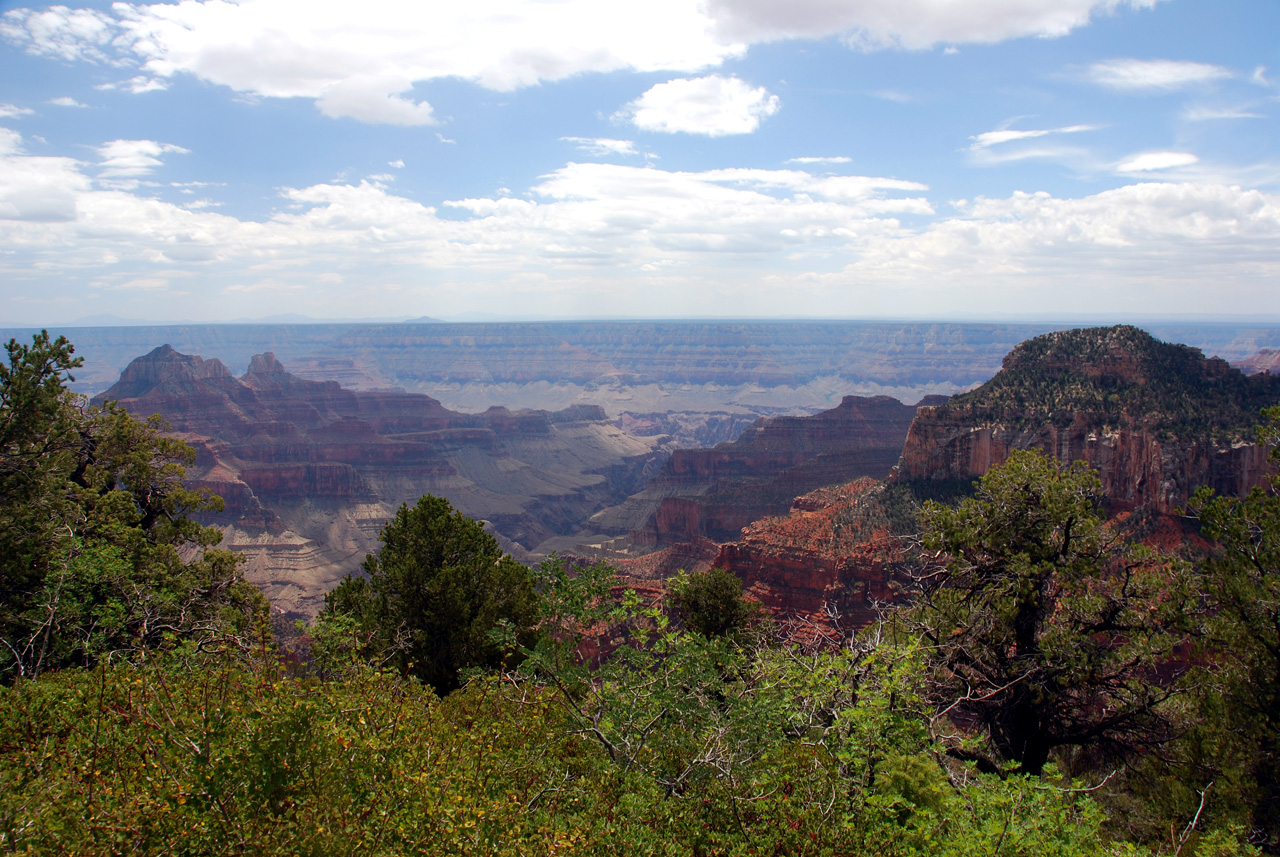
587,394,931,548
713,479,902,635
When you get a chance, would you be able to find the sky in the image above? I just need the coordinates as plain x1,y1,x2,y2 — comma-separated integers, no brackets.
1,0,1279,324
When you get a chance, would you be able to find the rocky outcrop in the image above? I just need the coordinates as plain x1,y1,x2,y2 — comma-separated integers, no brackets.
93,346,666,616
713,479,903,633
892,326,1280,513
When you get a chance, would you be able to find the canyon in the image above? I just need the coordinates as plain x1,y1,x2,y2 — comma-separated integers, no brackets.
94,346,666,618
66,322,1280,628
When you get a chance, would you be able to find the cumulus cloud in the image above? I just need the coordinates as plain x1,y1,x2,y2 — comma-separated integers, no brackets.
561,137,639,157
850,183,1280,282
618,76,780,136
316,77,436,126
0,128,22,156
0,104,34,118
1086,58,1232,90
1116,151,1198,172
48,96,88,108
4,140,1278,318
2,0,742,125
96,139,190,178
2,0,1164,126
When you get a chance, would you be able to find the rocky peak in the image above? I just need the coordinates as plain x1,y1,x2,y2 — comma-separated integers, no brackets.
103,344,235,399
1237,348,1280,376
893,325,1280,512
246,352,287,375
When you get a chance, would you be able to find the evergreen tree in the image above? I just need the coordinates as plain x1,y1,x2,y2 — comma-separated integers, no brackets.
1190,405,1280,850
0,332,266,680
318,495,539,694
912,449,1195,774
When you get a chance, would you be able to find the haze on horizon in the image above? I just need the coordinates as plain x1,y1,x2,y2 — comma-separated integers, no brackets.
2,0,1279,325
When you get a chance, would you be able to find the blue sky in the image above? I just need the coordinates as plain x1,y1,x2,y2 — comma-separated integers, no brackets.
1,0,1278,323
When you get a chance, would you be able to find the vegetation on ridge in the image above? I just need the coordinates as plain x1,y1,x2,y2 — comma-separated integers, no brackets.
939,325,1280,440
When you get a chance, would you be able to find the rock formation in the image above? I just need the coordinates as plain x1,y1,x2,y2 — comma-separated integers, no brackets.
892,326,1280,513
94,346,666,617
713,479,903,635
1237,348,1280,376
710,326,1280,631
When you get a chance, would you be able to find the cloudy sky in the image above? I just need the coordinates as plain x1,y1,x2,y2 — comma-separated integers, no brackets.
1,0,1278,323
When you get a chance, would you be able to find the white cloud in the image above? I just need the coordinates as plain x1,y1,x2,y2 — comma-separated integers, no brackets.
5,143,1278,318
786,156,852,165
0,5,117,63
388,159,405,169
0,128,22,156
96,139,190,178
847,183,1280,288
2,0,1164,127
618,75,780,136
0,104,34,119
48,96,88,108
1086,58,1231,91
705,0,1166,49
0,146,90,222
562,137,639,157
316,76,436,126
1116,151,1199,172
3,0,743,125
969,124,1093,149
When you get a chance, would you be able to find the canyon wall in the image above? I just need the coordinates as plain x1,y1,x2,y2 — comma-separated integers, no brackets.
581,394,927,549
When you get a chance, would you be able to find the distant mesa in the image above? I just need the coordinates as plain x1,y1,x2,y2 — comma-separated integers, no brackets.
1238,347,1280,376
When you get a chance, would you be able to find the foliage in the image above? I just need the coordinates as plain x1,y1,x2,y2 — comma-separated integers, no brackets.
0,633,1198,857
1187,405,1280,851
0,333,265,681
669,567,760,638
315,495,539,694
912,448,1196,775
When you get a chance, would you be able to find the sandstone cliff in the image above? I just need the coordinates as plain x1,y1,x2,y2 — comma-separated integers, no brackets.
710,326,1280,632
